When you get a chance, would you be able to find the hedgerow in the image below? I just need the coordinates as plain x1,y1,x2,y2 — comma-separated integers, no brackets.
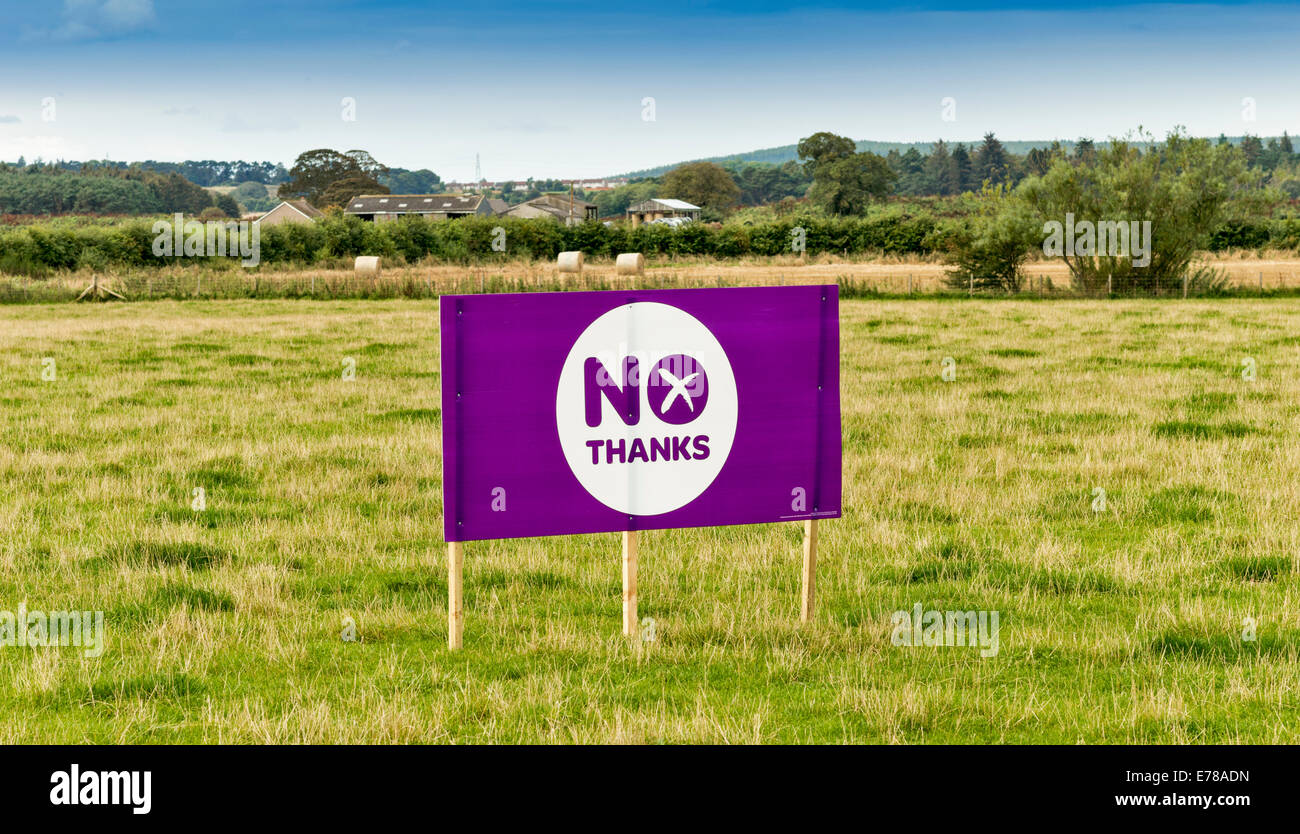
1,210,1297,275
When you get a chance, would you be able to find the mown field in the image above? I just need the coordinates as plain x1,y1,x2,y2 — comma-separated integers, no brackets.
1,297,1297,743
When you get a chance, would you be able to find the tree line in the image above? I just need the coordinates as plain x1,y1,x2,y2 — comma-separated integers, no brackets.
590,131,1300,218
7,158,289,186
941,129,1291,295
0,163,240,217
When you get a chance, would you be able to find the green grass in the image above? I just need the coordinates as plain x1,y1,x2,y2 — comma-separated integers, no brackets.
1,298,1298,743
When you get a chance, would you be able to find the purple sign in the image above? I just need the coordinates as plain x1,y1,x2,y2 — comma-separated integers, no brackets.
441,285,841,542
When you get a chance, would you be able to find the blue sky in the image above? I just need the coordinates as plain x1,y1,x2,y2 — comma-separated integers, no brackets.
0,1,1296,179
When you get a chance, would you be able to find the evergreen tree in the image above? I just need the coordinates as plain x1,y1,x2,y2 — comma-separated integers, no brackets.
923,140,961,195
896,147,927,194
973,133,1011,186
1240,134,1264,167
1024,147,1053,177
951,143,974,193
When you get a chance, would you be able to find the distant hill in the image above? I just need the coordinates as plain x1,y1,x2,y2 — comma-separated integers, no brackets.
618,140,1067,178
618,135,1280,179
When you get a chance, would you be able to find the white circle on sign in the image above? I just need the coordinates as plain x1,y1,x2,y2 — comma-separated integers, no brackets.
556,302,738,516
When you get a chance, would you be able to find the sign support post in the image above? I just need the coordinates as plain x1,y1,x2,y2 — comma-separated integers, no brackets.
622,531,638,637
448,541,463,649
801,519,818,623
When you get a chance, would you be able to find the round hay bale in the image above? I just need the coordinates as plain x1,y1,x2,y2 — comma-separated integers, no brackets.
355,256,382,275
557,251,584,274
615,253,645,276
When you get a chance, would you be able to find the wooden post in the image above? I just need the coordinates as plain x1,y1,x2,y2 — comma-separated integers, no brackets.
968,274,973,297
448,541,463,650
1107,274,1112,297
76,273,125,302
800,519,818,623
622,531,638,637
907,273,913,295
1182,274,1188,299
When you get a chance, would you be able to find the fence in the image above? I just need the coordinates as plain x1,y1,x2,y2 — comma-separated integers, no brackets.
2,263,1300,303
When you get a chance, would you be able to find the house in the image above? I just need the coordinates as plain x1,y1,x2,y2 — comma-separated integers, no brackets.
256,199,324,226
502,193,598,225
626,198,701,227
561,178,628,192
344,193,492,222
486,198,510,215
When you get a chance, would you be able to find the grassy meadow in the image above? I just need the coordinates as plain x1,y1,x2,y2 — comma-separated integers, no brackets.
1,296,1297,743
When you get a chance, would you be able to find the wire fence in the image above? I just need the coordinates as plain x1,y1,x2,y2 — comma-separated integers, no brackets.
3,264,1300,303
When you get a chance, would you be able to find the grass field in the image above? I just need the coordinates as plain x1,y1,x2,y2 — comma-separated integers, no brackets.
2,297,1298,743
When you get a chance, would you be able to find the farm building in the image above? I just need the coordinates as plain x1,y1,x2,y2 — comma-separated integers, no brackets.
345,194,492,222
502,194,598,225
626,198,701,227
256,199,324,226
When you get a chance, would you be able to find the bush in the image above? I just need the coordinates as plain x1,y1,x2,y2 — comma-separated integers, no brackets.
1207,220,1271,251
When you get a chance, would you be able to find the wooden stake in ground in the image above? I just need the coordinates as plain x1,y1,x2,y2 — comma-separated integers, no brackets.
448,541,463,650
622,530,638,637
801,519,818,623
75,273,125,302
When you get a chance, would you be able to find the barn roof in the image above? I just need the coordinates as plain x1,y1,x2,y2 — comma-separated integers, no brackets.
262,199,324,220
502,193,598,221
627,198,701,212
345,194,485,214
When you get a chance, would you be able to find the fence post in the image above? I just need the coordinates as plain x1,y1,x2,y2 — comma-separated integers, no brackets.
969,274,973,297
908,273,912,295
1182,274,1188,299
